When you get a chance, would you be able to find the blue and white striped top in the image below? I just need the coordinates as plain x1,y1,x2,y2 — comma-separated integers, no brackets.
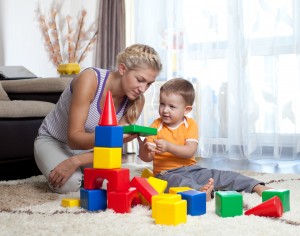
38,68,129,144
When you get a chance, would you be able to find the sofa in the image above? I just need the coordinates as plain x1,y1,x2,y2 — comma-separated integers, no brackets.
0,77,72,180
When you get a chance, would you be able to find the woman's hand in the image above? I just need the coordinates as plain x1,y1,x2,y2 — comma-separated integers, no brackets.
48,156,80,189
123,133,138,143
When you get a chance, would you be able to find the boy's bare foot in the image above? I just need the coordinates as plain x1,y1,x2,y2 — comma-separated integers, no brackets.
252,184,272,196
200,178,214,201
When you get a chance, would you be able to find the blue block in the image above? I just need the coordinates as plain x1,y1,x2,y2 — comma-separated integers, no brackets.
95,126,123,147
179,190,206,216
80,189,107,211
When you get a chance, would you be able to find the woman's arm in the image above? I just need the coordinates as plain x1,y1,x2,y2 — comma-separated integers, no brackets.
67,69,98,150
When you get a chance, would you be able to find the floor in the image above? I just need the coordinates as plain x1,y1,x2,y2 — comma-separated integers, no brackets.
123,153,300,175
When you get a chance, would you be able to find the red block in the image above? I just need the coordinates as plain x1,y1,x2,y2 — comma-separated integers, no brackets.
98,90,118,126
107,187,140,213
84,168,130,192
130,176,158,204
245,196,283,218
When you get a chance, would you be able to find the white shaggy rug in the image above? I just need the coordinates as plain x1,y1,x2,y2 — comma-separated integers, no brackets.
0,163,300,236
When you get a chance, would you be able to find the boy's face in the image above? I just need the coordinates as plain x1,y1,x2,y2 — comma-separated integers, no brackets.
159,92,192,128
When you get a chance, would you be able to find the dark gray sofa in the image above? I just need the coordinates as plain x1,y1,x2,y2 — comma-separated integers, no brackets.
0,77,72,180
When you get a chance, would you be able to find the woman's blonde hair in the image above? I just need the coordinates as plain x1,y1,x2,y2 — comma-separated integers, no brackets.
117,44,162,124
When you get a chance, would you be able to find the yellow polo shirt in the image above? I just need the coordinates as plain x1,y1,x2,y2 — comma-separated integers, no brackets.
146,116,198,176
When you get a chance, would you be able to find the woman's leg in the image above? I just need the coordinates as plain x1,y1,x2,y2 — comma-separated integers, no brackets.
34,136,82,193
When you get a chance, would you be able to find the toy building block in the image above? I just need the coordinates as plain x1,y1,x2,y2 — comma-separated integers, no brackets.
84,168,130,192
151,193,181,218
107,187,140,214
169,186,193,194
141,168,154,178
93,147,122,169
80,189,107,211
147,177,168,194
245,196,283,218
262,189,290,212
122,124,157,136
215,191,243,217
61,198,80,208
155,199,187,226
98,90,118,126
130,176,158,204
179,190,206,216
95,126,123,147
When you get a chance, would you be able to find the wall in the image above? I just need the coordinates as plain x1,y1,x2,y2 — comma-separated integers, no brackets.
0,0,99,77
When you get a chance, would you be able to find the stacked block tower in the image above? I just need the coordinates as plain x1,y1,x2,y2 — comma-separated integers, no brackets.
80,90,139,213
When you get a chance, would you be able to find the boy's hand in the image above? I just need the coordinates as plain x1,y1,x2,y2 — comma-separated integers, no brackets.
154,139,169,153
137,136,156,155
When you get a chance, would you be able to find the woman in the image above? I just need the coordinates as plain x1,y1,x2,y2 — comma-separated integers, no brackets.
34,44,162,193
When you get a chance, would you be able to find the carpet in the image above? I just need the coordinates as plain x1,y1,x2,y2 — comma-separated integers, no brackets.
1,163,300,236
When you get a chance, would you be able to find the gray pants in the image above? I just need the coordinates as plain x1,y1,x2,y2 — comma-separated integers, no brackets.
34,135,92,194
156,165,264,193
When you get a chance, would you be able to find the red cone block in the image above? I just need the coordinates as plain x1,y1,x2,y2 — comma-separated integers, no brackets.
98,90,118,126
245,196,283,218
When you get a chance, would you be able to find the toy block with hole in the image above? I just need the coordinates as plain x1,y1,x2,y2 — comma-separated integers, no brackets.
141,168,154,178
245,196,283,217
215,191,243,217
151,194,182,218
147,177,168,194
154,199,187,226
169,186,193,194
122,124,157,136
130,176,158,204
93,147,122,169
61,198,80,208
98,90,118,126
107,187,140,213
95,126,123,147
80,189,107,211
84,168,130,192
178,190,206,216
262,189,290,212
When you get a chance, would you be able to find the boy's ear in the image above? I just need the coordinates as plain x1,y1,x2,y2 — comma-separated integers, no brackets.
184,105,193,115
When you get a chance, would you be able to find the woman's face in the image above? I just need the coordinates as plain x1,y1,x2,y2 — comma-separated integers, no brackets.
121,66,158,100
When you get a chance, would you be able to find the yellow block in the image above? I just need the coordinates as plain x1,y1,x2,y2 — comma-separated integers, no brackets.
169,186,193,194
141,168,154,178
61,198,80,208
155,199,187,226
152,193,181,218
93,147,122,169
147,177,167,194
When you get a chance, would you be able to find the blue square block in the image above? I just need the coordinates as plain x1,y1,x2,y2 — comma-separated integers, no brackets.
179,190,206,216
95,126,123,147
80,189,107,211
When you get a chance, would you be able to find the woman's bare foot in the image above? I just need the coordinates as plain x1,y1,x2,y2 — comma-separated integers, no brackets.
252,184,273,196
200,178,214,201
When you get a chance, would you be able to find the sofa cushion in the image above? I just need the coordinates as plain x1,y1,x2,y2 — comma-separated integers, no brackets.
1,76,73,93
0,83,10,101
0,100,55,118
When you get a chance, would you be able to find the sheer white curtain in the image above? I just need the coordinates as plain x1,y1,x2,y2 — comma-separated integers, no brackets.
131,0,300,161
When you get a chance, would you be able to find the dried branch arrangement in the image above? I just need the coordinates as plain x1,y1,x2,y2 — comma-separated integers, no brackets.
36,7,98,67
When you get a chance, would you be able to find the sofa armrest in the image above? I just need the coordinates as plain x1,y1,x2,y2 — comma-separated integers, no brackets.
0,100,55,118
1,76,73,93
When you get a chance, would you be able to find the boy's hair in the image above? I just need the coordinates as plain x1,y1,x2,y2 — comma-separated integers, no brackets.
117,44,163,124
160,78,195,106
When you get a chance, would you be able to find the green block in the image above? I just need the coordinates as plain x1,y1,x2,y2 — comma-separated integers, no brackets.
262,189,290,212
215,191,243,217
122,124,157,136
